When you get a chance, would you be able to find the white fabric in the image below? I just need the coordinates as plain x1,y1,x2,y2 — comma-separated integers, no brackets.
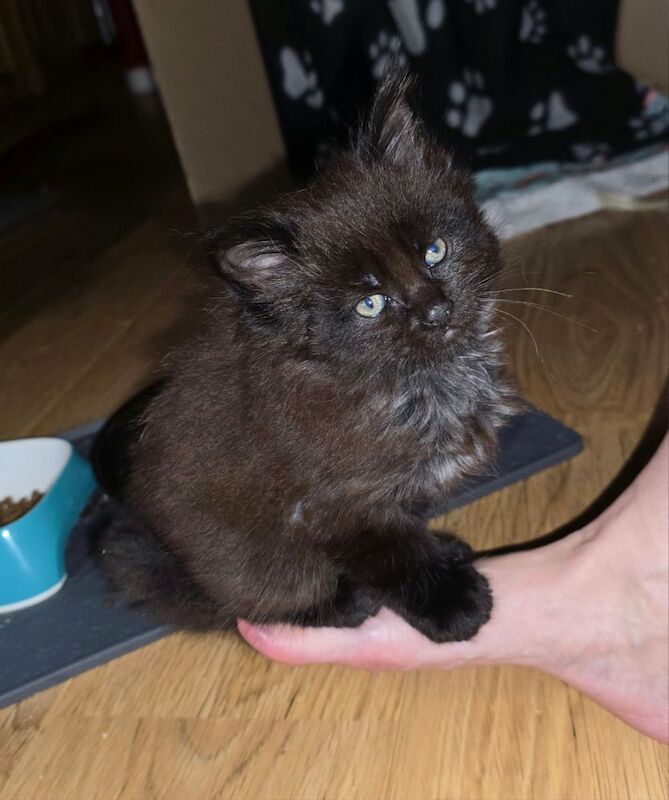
483,150,669,240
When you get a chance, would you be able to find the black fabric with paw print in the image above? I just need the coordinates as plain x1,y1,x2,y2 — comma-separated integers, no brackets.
249,0,668,175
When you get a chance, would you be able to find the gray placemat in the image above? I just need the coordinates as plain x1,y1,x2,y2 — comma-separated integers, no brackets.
0,408,582,708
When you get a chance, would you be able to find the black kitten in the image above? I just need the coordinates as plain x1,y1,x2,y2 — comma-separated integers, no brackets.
100,71,517,643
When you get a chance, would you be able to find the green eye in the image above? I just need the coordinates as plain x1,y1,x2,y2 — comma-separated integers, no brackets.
425,237,447,267
355,293,387,318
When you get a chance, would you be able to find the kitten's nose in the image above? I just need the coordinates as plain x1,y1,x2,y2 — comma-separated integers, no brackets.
421,298,453,327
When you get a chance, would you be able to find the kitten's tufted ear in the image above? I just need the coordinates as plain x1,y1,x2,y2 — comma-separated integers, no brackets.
205,211,298,301
216,239,293,298
225,241,286,277
357,68,426,166
205,220,306,329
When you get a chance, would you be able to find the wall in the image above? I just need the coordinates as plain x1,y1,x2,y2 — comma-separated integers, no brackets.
132,0,289,217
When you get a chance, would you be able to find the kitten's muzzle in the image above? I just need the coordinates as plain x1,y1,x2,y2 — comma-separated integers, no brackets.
416,298,453,329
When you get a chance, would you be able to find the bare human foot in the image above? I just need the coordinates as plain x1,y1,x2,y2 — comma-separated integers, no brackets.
239,436,669,742
533,434,669,742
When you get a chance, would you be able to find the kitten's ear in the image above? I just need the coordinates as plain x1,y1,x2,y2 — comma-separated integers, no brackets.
205,211,298,299
225,241,286,277
357,68,426,166
216,240,291,296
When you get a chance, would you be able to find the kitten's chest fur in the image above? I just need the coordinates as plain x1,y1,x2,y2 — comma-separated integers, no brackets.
358,352,508,508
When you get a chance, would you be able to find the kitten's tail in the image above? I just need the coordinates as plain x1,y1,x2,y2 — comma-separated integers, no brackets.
97,498,230,631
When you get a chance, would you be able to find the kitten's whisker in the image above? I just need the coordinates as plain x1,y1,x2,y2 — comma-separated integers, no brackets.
486,287,572,298
477,269,548,292
481,327,501,339
494,308,544,364
491,298,598,333
500,266,547,284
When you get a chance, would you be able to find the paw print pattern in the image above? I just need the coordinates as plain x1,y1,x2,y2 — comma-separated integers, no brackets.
309,0,344,26
426,0,447,29
628,108,669,141
528,91,578,135
279,47,324,109
628,90,669,140
368,31,407,79
519,0,547,44
571,142,611,165
388,0,446,56
464,0,496,14
567,36,614,74
445,70,493,138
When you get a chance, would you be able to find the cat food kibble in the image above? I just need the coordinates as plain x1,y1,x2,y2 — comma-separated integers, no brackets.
0,491,44,526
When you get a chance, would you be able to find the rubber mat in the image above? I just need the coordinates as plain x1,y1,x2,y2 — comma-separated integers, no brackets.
0,407,582,708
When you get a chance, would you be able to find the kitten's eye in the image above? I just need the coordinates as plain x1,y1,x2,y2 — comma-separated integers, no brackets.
425,237,447,267
355,294,387,318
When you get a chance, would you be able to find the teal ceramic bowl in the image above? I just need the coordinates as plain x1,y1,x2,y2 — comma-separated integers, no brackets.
0,438,96,613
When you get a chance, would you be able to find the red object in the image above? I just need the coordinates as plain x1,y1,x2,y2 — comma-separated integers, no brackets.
107,0,149,70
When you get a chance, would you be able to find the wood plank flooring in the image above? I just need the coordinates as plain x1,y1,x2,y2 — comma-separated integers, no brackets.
0,197,667,799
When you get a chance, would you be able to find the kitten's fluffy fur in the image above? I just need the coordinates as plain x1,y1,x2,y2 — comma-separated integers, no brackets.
101,72,517,642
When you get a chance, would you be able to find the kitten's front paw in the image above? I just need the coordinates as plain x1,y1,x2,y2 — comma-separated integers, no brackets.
393,558,493,643
299,580,381,629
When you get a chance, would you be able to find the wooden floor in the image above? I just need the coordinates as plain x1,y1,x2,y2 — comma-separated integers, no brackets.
0,114,667,798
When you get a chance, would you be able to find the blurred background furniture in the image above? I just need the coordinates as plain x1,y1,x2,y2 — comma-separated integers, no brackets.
133,0,668,220
616,0,668,94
